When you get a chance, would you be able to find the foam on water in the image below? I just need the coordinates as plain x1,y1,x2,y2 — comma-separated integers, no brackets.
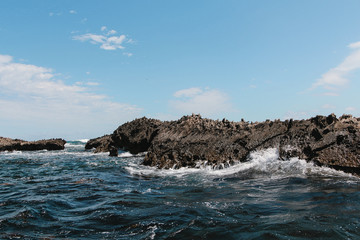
65,143,83,148
125,148,356,179
119,152,133,157
1,142,356,181
1,141,360,239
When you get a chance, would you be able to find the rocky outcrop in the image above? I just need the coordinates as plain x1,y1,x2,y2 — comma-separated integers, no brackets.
0,137,66,151
87,114,360,174
112,117,163,154
86,117,162,156
85,135,114,152
85,135,118,156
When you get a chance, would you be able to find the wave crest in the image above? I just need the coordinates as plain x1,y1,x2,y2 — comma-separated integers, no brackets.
125,148,355,179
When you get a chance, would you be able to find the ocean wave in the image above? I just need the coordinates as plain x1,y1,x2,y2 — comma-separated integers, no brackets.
125,148,356,179
119,152,133,157
65,143,84,148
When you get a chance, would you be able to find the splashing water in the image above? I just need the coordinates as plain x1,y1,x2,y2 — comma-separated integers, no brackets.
0,142,359,239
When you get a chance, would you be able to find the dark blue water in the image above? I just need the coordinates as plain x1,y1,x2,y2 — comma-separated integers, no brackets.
1,141,360,239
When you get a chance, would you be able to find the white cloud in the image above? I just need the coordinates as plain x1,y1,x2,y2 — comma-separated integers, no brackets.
349,42,360,49
0,55,12,64
170,87,234,117
283,111,312,120
322,104,336,109
69,10,77,14
123,52,133,57
127,38,135,44
107,29,117,35
86,82,100,86
0,54,142,139
173,87,203,98
49,12,62,17
345,106,356,112
312,41,360,93
73,27,128,51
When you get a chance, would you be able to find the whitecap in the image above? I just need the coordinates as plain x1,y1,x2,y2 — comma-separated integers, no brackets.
124,148,357,179
119,152,133,157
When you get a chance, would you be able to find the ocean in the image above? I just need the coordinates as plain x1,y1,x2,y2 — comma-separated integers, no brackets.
0,141,359,239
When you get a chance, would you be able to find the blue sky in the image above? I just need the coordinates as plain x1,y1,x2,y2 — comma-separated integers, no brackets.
1,0,360,140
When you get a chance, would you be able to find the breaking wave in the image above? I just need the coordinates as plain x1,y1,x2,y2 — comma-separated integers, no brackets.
1,141,359,239
125,148,355,179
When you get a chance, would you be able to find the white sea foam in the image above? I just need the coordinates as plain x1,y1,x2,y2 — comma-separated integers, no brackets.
0,150,23,155
119,152,133,157
0,148,105,158
1,145,357,181
78,139,90,143
65,143,84,148
125,148,356,179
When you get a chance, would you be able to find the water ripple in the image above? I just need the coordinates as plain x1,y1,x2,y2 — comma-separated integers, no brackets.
0,143,360,239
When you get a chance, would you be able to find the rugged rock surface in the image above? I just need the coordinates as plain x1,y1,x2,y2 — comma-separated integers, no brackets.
85,135,114,152
87,114,360,174
86,117,162,155
0,137,66,151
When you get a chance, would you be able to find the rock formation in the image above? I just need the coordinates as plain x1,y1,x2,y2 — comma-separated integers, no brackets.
0,137,66,152
86,114,360,174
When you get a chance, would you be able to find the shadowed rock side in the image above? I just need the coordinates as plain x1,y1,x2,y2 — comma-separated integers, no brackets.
86,117,162,154
0,137,66,151
87,114,360,174
85,135,114,152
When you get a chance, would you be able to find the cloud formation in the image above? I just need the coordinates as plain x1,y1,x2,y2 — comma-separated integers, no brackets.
283,111,312,120
322,104,336,109
312,41,360,94
0,54,141,139
170,87,234,117
73,27,129,51
345,106,356,112
173,87,203,98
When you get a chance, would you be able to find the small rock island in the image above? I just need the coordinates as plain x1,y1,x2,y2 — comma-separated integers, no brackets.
0,137,66,152
86,114,360,174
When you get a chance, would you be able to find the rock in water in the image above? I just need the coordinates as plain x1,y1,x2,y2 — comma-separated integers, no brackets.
85,135,115,153
0,137,66,151
87,114,360,174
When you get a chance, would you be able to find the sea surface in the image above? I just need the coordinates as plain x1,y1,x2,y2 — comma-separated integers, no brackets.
1,141,360,239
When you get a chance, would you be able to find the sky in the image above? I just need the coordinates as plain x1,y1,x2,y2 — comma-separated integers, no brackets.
1,0,360,140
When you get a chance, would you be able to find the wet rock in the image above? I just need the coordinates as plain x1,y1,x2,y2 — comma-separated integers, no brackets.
85,117,162,156
109,146,119,157
87,113,360,174
85,135,116,153
0,137,66,151
112,117,162,154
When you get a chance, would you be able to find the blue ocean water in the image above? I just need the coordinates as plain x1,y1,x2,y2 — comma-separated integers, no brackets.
0,141,360,239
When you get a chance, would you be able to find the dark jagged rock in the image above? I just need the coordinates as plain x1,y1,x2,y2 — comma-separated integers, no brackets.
111,117,163,154
87,114,360,174
85,135,115,153
0,137,66,151
85,118,162,156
